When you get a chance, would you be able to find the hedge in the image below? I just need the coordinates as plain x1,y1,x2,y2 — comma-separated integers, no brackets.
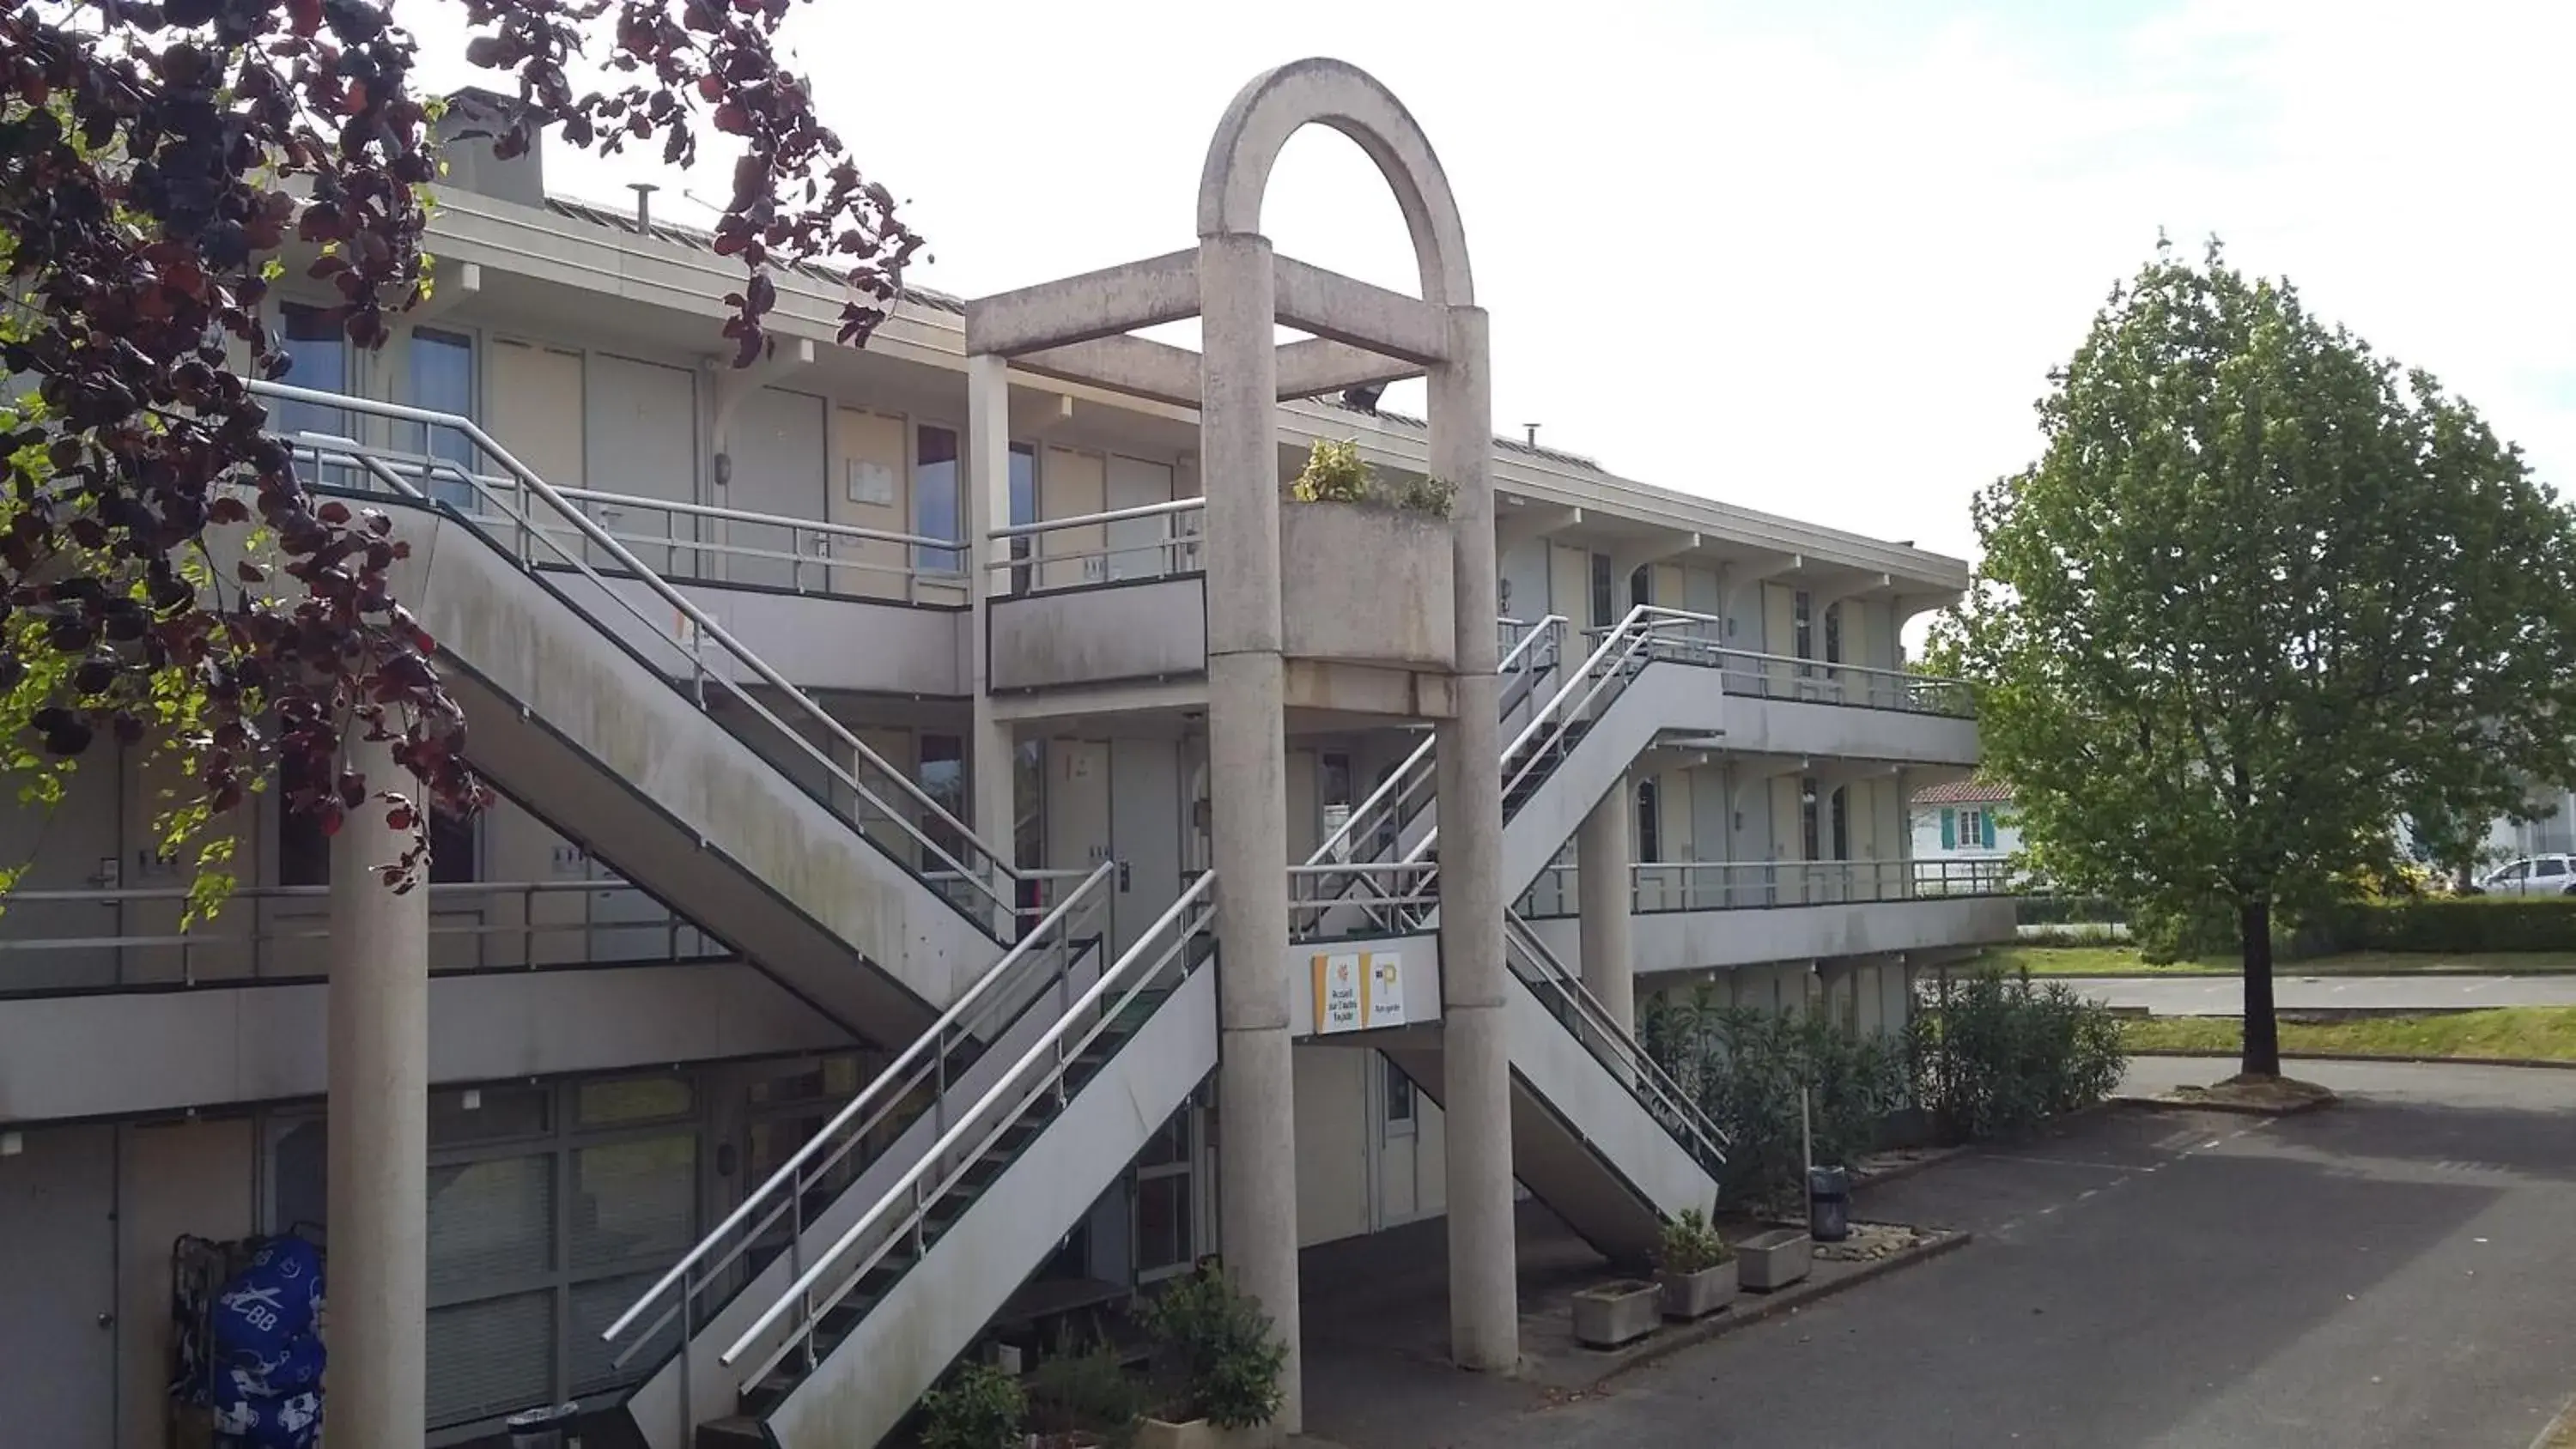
2014,895,2127,926
2293,897,2576,956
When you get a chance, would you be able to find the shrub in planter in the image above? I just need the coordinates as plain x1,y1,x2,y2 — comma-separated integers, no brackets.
1288,438,1372,506
920,1360,1025,1449
1651,1207,1736,1320
1027,1343,1143,1448
1139,1265,1286,1434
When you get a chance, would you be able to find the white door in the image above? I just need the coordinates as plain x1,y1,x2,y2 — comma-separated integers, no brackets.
1046,741,1114,923
720,388,829,590
0,1126,115,1446
1104,456,1174,580
1109,737,1182,957
2530,858,2570,895
583,354,699,574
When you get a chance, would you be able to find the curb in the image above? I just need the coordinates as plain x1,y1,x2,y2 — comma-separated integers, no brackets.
1849,1145,1973,1189
1554,1230,1975,1387
2130,1048,2576,1072
2111,1091,2333,1118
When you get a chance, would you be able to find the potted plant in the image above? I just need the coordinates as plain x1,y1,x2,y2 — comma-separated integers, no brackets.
919,1360,1025,1449
1026,1341,1143,1448
1277,439,1458,670
1136,1265,1288,1448
1735,1226,1814,1292
1652,1208,1738,1320
1570,1278,1662,1349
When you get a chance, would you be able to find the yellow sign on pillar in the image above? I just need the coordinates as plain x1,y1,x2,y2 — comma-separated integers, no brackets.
1313,951,1363,1034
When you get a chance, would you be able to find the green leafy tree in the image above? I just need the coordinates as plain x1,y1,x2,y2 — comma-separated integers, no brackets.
1935,239,2576,1076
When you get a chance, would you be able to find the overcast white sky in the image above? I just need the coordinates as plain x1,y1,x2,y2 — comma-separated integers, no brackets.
399,0,2574,564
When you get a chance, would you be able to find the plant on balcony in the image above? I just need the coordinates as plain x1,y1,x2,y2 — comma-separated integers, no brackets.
1285,440,1455,518
920,1360,1027,1449
1028,1340,1144,1448
0,1,922,906
1139,1264,1287,1435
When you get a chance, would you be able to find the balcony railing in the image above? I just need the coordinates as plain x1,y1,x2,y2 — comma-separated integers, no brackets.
1521,856,2020,917
985,499,1206,593
0,880,717,988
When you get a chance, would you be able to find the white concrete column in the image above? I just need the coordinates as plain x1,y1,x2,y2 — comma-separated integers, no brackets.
965,353,1018,933
1431,304,1517,1373
1199,231,1303,1434
325,729,430,1442
1577,776,1636,1034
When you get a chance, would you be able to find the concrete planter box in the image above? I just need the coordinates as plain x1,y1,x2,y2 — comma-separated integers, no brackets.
1279,501,1456,670
1571,1279,1662,1349
1736,1228,1814,1291
1135,1416,1274,1449
1656,1261,1739,1320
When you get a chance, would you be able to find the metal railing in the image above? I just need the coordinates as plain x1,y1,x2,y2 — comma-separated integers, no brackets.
1502,912,1730,1173
985,497,1205,591
1303,615,1568,876
0,880,709,982
1287,861,1438,938
1578,613,1971,717
256,383,1032,934
1522,856,2022,915
716,870,1220,1396
598,861,1119,1414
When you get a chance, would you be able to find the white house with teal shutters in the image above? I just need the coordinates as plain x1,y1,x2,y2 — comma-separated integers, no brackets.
1911,780,2020,869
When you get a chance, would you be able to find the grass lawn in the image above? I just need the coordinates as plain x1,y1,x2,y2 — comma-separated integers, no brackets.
1989,944,2576,979
2119,1006,2576,1064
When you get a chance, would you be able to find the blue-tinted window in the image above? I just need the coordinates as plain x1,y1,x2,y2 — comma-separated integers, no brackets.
408,327,477,509
914,426,961,573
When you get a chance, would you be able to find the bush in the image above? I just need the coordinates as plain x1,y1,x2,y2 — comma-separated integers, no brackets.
2014,895,2126,926
920,1361,1025,1449
1642,991,1911,1213
2294,896,2576,955
1026,1343,1141,1446
2015,923,2128,948
1910,970,2126,1140
1389,473,1458,518
1288,438,1372,505
1652,1206,1731,1273
1139,1265,1285,1429
2131,896,2240,963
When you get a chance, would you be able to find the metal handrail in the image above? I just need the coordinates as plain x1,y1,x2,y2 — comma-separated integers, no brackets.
1502,911,1731,1168
599,859,1118,1356
986,496,1203,540
1304,615,1567,870
720,871,1219,1387
1523,856,2020,915
257,385,1026,926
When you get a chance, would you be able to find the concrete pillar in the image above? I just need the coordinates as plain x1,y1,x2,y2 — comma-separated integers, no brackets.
1199,231,1303,1433
965,353,1018,934
1431,303,1518,1373
325,729,430,1442
1577,777,1636,1033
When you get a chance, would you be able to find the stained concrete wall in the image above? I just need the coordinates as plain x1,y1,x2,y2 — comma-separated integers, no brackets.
988,576,1207,691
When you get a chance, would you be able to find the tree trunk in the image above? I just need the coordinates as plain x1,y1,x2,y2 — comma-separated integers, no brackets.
2239,897,2281,1078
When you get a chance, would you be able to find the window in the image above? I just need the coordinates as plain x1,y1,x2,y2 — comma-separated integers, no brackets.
1636,777,1662,862
919,733,965,871
277,751,478,887
1800,777,1820,860
1629,565,1651,609
1824,602,1843,665
914,425,962,573
275,304,352,484
1830,785,1850,860
1957,809,1991,850
1008,443,1037,594
2539,858,2567,879
1793,590,1814,670
1133,1107,1196,1282
1382,1054,1415,1127
408,327,478,510
2497,860,2531,882
1590,552,1613,630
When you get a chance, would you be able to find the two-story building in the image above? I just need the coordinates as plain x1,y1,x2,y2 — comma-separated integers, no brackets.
0,64,2004,1449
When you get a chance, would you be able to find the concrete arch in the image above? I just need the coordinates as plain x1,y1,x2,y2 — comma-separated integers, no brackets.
1197,58,1476,308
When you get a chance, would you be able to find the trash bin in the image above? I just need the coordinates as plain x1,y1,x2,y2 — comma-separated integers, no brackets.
1807,1165,1850,1243
505,1403,581,1449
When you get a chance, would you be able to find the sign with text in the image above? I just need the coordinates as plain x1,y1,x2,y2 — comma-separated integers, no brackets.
1313,952,1364,1034
1365,952,1405,1028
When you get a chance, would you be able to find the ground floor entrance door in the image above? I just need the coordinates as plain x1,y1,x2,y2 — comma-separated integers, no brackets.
0,1125,116,1446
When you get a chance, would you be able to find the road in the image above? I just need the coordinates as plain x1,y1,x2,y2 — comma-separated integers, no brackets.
1452,1061,2576,1449
2073,973,2576,1016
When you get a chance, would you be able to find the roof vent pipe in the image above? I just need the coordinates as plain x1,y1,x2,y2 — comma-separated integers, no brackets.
628,182,659,233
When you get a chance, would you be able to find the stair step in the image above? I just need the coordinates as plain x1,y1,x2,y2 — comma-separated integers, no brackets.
696,1416,769,1449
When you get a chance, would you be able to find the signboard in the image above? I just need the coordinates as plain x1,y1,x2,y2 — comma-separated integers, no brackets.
1365,952,1405,1028
1311,949,1407,1035
1313,952,1363,1034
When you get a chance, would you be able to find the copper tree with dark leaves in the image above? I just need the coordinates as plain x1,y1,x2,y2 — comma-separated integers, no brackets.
0,0,920,899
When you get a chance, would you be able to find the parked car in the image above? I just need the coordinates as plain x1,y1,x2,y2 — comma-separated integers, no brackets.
2474,855,2576,896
